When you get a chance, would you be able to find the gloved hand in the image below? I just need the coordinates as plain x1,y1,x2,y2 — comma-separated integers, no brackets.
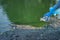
49,7,53,12
44,12,52,17
40,16,50,22
40,12,51,22
49,7,55,14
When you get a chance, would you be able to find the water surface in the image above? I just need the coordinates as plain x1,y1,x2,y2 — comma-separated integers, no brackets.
0,5,11,33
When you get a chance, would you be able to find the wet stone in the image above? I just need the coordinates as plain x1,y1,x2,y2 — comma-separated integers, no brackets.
0,27,60,40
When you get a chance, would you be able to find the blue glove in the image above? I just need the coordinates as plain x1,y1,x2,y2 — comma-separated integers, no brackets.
49,7,55,13
40,16,50,22
44,12,52,17
41,12,52,22
41,0,60,22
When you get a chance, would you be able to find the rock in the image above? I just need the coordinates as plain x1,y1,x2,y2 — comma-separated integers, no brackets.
0,27,60,40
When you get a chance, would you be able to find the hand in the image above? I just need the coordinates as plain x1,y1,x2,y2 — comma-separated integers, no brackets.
49,7,53,12
40,16,50,22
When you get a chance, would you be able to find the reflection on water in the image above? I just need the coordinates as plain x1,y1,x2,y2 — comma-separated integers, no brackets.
0,5,11,34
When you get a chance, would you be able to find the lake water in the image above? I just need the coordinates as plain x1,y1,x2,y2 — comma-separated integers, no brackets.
0,5,11,34
0,0,55,32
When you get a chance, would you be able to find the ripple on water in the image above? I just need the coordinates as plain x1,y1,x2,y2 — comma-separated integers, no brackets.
0,5,11,34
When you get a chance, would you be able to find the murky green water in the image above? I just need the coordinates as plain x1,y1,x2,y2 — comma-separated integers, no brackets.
1,0,55,27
